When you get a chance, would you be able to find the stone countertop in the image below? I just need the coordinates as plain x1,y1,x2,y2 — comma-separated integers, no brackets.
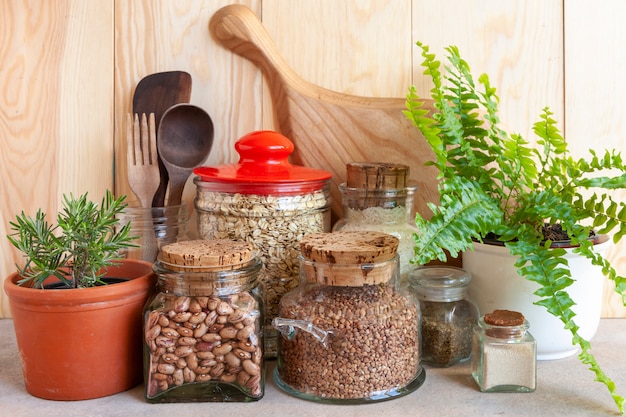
1,318,625,417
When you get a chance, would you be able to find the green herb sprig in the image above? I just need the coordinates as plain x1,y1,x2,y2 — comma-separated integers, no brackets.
8,191,138,289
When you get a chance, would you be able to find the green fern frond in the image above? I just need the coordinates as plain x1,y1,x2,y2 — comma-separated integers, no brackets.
412,176,502,264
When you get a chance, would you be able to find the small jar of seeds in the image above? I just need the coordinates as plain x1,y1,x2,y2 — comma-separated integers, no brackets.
273,231,425,403
193,130,332,358
143,239,264,403
333,162,419,283
409,266,479,367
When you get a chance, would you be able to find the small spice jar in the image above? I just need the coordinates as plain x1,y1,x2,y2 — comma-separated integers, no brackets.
143,239,264,403
273,231,425,403
472,309,537,393
332,162,419,282
410,265,479,367
193,130,332,357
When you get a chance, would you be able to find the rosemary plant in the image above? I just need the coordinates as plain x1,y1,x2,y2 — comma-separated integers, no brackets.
405,42,626,413
8,191,138,289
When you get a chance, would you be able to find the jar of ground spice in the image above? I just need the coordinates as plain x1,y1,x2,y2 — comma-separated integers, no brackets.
193,131,332,358
471,309,537,393
143,239,264,402
410,265,479,367
273,231,425,403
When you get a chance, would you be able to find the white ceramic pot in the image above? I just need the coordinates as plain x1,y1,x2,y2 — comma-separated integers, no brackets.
463,238,610,360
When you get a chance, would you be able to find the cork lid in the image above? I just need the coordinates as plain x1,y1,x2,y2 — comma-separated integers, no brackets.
159,239,255,272
299,231,399,286
484,309,525,326
346,162,409,190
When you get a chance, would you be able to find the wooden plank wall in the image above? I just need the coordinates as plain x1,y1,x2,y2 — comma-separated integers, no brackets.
1,0,624,318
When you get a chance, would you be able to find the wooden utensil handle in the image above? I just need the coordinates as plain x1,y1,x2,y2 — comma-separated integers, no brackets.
209,4,302,89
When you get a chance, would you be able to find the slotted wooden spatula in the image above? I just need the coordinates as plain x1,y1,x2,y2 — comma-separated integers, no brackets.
209,4,438,221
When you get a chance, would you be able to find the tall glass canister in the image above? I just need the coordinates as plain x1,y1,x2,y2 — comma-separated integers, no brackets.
333,162,418,283
193,130,332,358
143,239,264,402
273,231,425,403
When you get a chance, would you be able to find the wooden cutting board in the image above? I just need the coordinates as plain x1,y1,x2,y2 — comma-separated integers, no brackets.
209,4,438,222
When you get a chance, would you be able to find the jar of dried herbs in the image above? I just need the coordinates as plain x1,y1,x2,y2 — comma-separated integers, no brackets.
193,131,332,358
410,265,479,367
273,231,425,403
332,162,419,283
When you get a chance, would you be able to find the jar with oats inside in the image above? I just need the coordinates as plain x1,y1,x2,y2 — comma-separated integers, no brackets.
333,162,419,283
143,239,264,403
193,130,332,358
273,231,425,403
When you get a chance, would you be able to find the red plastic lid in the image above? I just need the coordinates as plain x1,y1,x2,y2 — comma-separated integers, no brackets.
193,130,332,194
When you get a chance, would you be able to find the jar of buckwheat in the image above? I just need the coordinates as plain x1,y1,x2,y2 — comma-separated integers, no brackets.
273,231,425,403
193,130,332,358
143,239,264,403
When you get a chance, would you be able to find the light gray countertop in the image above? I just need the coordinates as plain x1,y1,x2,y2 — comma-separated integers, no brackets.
1,318,625,417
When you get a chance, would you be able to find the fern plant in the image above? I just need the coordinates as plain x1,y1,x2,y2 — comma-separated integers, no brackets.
405,42,626,413
7,191,138,289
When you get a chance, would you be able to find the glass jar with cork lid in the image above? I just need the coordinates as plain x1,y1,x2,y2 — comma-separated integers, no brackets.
193,130,332,358
472,309,537,393
143,239,264,403
273,231,425,403
332,162,419,283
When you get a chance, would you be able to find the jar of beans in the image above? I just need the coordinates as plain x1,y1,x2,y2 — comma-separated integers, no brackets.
409,265,479,367
273,231,425,403
193,131,332,358
143,239,264,403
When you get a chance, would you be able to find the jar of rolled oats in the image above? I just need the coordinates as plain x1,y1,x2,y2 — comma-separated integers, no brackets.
143,239,264,403
273,231,425,403
333,162,419,283
193,130,332,358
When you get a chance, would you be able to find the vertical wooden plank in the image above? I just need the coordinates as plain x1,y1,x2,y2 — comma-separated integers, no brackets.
412,0,563,143
0,0,113,318
565,0,626,317
262,0,412,97
114,0,263,216
261,0,412,128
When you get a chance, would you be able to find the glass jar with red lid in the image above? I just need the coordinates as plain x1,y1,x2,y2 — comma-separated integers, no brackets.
193,130,332,357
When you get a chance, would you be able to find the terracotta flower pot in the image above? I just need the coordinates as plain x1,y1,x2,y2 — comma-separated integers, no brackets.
3,259,157,400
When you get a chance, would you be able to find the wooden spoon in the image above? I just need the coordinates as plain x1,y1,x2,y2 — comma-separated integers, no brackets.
209,5,438,221
158,104,214,207
132,71,192,207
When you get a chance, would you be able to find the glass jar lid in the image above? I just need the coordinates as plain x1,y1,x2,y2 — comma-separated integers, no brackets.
410,265,471,302
193,130,331,195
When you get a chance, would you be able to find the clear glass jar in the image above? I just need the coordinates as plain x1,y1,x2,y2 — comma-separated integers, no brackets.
332,162,419,283
143,239,264,403
472,310,537,393
117,203,190,262
273,231,425,403
410,266,479,367
193,130,332,358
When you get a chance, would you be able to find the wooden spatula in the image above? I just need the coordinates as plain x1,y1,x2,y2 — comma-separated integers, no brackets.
132,71,192,207
209,4,438,221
